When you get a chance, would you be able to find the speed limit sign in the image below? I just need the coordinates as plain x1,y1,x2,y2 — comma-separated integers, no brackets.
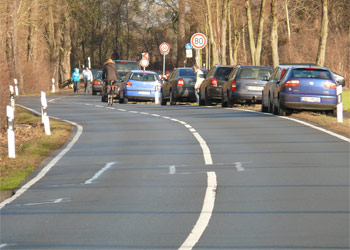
159,42,170,55
190,33,207,50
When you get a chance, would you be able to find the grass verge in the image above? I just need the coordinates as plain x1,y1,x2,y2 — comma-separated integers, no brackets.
0,106,72,195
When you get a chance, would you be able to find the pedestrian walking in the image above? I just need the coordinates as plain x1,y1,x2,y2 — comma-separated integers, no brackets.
193,64,205,104
82,67,93,93
71,68,80,93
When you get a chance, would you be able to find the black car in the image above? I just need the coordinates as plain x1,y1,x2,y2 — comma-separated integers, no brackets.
222,65,273,107
198,65,234,106
160,67,196,105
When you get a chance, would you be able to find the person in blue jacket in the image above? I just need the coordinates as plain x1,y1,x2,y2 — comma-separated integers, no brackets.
71,68,80,93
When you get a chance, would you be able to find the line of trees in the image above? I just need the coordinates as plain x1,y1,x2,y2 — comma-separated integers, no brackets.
1,0,349,130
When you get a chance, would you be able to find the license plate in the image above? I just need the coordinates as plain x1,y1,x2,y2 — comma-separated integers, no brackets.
247,86,263,91
301,97,321,103
138,91,151,95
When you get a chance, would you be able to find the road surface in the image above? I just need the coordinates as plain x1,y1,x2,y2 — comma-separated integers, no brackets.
1,94,349,249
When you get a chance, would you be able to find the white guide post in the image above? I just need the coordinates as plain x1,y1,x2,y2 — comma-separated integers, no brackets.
88,57,91,69
14,78,19,96
41,91,51,135
336,85,343,123
155,84,160,104
7,106,16,158
51,78,56,93
9,85,15,109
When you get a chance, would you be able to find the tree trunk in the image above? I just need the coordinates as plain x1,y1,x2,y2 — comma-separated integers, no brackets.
284,0,291,42
220,0,228,65
228,6,234,65
206,0,219,66
316,0,328,67
255,0,267,66
60,12,72,87
176,0,186,67
271,0,279,69
245,0,256,65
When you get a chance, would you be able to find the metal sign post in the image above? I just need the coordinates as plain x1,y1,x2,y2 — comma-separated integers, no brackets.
7,105,15,158
159,42,170,77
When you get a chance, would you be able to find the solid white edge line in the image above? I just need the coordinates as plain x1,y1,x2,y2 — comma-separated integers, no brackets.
179,171,217,250
230,107,349,143
0,105,83,210
85,162,116,184
192,132,213,165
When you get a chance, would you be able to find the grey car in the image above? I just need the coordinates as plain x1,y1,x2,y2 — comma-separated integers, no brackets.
222,65,273,107
160,68,196,105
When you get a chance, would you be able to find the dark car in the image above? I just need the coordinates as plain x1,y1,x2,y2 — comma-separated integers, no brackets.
198,65,234,106
91,70,103,95
118,70,161,103
271,66,339,116
160,67,196,105
222,65,273,107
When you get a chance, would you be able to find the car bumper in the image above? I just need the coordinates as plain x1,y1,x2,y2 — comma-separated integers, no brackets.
207,86,222,100
126,90,161,101
281,93,337,111
175,87,196,102
231,91,262,103
92,85,102,91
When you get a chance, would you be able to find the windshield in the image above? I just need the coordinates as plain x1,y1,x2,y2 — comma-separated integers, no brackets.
114,61,140,71
239,68,271,80
292,68,331,79
130,73,159,82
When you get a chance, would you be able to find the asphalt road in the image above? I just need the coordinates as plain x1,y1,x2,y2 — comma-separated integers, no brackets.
1,94,349,249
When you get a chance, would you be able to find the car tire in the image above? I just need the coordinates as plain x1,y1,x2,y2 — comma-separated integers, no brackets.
227,91,234,108
267,95,273,113
92,89,97,95
261,95,268,112
277,98,291,116
198,90,205,106
221,90,228,107
161,91,167,106
170,89,176,105
101,94,107,102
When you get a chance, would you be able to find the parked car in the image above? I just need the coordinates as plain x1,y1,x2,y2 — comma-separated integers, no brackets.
222,65,273,107
198,65,234,106
261,65,290,112
91,70,103,95
160,67,197,105
270,65,339,116
118,70,161,103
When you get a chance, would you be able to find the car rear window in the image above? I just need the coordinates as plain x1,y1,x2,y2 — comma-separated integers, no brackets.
179,69,195,77
130,73,158,81
292,68,331,79
95,72,102,79
238,68,271,80
215,67,233,78
114,61,140,71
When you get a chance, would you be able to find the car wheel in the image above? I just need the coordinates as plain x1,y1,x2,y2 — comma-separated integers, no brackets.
277,98,291,116
101,94,107,102
227,91,234,108
221,90,228,107
198,90,205,106
92,89,96,95
161,91,167,106
267,95,273,113
170,89,176,105
204,90,212,106
261,95,268,112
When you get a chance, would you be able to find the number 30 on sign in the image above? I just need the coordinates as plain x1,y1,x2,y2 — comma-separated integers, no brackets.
190,33,207,50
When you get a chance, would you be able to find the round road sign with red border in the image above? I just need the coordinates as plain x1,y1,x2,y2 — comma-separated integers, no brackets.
140,58,149,68
190,33,207,49
159,42,170,55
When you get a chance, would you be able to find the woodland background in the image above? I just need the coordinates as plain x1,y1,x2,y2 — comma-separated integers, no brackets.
1,0,349,131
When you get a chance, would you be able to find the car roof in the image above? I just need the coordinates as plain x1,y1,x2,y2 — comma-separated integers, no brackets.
236,65,272,69
129,70,158,74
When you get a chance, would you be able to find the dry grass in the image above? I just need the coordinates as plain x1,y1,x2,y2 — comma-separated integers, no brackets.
0,107,72,196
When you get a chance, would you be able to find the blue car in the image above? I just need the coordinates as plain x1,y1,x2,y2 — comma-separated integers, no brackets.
271,66,339,116
118,70,161,103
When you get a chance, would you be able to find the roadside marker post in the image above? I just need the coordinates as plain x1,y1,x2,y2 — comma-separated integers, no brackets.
7,105,15,158
51,78,56,93
336,85,343,123
14,78,18,96
41,91,51,135
9,85,15,109
155,84,160,104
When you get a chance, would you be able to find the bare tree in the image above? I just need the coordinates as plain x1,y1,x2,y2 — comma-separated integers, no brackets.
316,0,328,67
271,0,279,68
176,0,186,67
206,0,219,66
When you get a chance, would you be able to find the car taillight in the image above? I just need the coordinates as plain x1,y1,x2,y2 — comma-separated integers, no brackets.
126,81,133,87
177,78,184,86
285,80,299,87
323,81,337,89
93,80,100,85
231,80,237,91
211,77,218,86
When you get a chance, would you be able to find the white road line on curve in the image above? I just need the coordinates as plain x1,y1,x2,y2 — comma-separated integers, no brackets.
179,172,217,250
192,132,213,165
95,105,104,108
151,114,160,117
129,111,139,114
14,198,70,207
0,244,8,249
106,107,115,110
235,162,245,172
0,105,83,210
118,109,127,112
85,162,116,184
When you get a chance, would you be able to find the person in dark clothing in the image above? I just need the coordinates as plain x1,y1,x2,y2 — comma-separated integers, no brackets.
102,58,119,83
